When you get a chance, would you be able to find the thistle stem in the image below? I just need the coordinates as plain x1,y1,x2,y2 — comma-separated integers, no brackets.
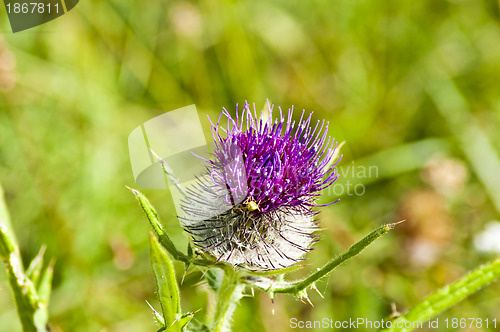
267,222,401,294
0,184,50,332
148,148,187,197
0,224,38,332
211,268,244,332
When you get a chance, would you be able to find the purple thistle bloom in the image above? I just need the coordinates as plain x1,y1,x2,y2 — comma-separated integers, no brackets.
180,102,341,270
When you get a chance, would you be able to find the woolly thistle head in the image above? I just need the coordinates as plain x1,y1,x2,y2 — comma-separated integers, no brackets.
180,102,341,270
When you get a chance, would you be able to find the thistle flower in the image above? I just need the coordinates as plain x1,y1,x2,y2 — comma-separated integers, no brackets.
180,102,340,270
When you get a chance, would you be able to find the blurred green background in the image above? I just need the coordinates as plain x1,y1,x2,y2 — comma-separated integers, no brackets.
1,0,500,331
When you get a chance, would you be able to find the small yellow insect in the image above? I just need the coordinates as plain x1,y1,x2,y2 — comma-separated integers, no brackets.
244,198,260,212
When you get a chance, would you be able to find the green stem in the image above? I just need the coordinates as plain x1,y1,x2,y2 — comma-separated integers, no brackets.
0,184,50,332
384,256,500,332
211,268,244,332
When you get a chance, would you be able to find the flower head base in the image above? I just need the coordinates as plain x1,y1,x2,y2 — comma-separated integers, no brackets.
180,102,340,270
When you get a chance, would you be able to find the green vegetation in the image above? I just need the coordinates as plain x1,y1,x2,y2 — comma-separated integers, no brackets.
1,0,500,331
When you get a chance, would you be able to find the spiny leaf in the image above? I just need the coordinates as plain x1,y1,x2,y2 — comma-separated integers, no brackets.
0,223,38,331
384,256,500,332
147,300,166,327
206,269,222,292
128,187,165,238
171,312,194,331
128,187,189,263
129,188,228,270
150,233,181,330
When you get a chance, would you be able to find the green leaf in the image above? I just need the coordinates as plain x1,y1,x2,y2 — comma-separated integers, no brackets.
37,260,54,306
0,186,17,243
0,224,37,331
26,246,46,288
384,256,500,332
33,306,49,332
150,233,181,330
147,300,166,327
0,223,18,261
172,312,194,331
33,261,53,331
129,187,190,264
128,187,166,238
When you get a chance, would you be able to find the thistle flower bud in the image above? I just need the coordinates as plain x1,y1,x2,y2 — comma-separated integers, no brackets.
180,102,340,270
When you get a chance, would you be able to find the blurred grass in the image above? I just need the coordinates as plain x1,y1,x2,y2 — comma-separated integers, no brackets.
0,0,500,331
